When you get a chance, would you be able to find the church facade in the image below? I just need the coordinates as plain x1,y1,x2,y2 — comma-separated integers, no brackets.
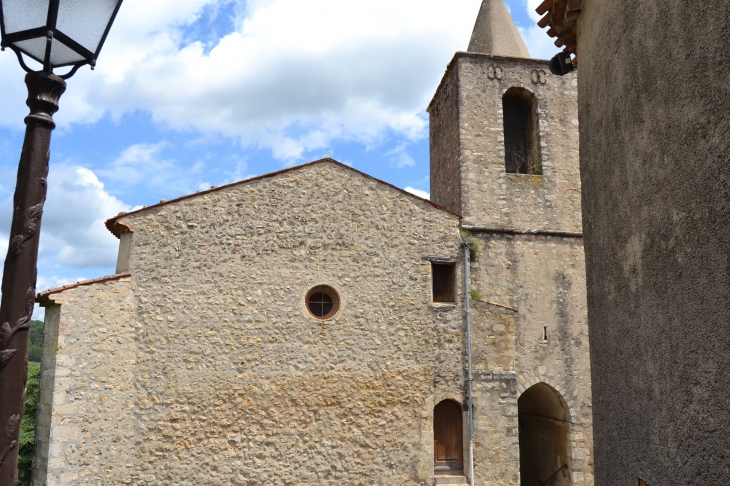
32,1,593,485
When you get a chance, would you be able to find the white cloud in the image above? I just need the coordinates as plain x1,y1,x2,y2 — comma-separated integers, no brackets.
0,165,131,270
0,165,128,319
41,166,130,268
99,142,173,185
96,142,214,197
520,0,560,60
0,0,483,162
404,186,430,200
0,1,560,163
36,275,88,292
519,25,559,60
387,143,417,169
222,158,254,184
525,0,543,22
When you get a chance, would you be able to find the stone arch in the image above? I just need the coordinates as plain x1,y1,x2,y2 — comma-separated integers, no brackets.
502,87,541,175
516,375,576,422
501,85,537,98
432,392,468,410
518,382,572,486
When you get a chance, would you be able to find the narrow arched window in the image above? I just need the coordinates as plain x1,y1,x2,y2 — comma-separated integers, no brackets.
503,88,541,175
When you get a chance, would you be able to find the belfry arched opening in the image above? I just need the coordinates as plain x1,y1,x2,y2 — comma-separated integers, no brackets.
518,383,572,485
502,87,541,175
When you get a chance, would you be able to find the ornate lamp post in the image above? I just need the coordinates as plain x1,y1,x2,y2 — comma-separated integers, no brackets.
0,1,123,483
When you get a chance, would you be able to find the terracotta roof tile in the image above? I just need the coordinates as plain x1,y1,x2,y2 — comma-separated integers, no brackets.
36,273,131,306
106,157,460,237
536,0,583,57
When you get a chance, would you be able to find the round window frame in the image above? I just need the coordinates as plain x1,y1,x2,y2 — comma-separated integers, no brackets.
305,285,340,321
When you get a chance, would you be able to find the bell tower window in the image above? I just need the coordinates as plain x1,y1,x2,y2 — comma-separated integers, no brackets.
503,87,541,175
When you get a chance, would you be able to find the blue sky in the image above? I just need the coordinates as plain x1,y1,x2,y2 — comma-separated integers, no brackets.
0,0,554,318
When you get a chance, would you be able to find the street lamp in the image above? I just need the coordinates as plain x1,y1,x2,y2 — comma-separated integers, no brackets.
0,1,123,483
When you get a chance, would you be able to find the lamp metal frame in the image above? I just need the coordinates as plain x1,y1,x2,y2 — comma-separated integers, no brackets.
0,0,123,78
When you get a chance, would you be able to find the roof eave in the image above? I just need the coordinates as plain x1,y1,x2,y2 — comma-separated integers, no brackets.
37,273,132,306
535,0,583,57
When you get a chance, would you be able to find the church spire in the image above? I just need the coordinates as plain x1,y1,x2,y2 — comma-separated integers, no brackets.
467,0,530,58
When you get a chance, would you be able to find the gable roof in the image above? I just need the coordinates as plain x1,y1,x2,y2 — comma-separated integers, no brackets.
105,157,460,237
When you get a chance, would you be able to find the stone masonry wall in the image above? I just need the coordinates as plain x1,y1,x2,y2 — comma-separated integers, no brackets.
32,305,59,485
469,233,593,485
109,161,464,485
577,1,730,484
33,277,137,485
34,153,593,484
429,52,591,484
451,54,581,231
429,63,462,215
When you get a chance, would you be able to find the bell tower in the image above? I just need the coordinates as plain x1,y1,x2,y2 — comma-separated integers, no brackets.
427,1,593,485
429,0,581,232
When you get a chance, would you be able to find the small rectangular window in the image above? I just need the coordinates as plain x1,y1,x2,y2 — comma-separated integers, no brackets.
432,263,455,303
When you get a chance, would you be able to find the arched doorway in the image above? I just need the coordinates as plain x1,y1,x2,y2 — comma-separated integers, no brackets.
518,383,572,485
434,399,464,476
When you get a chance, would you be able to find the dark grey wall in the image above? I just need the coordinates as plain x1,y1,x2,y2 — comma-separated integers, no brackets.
577,1,730,484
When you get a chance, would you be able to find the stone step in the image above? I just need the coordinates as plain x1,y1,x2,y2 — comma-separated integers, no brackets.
434,475,469,485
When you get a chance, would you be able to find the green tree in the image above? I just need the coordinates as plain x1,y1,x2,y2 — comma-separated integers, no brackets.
27,320,44,363
18,361,40,486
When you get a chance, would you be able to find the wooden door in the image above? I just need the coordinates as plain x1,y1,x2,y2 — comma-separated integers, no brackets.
434,400,464,475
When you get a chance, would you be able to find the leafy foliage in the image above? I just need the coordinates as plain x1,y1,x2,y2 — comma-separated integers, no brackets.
459,229,482,261
18,361,40,486
470,287,485,302
17,320,43,484
27,320,44,363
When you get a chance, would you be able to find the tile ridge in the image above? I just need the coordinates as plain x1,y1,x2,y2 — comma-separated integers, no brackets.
36,273,132,306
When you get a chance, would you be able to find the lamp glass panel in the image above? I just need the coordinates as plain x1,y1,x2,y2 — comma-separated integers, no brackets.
14,37,47,62
56,0,118,53
49,37,85,65
2,0,50,34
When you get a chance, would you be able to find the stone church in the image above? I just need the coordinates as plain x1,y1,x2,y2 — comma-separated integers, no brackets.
31,1,593,484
